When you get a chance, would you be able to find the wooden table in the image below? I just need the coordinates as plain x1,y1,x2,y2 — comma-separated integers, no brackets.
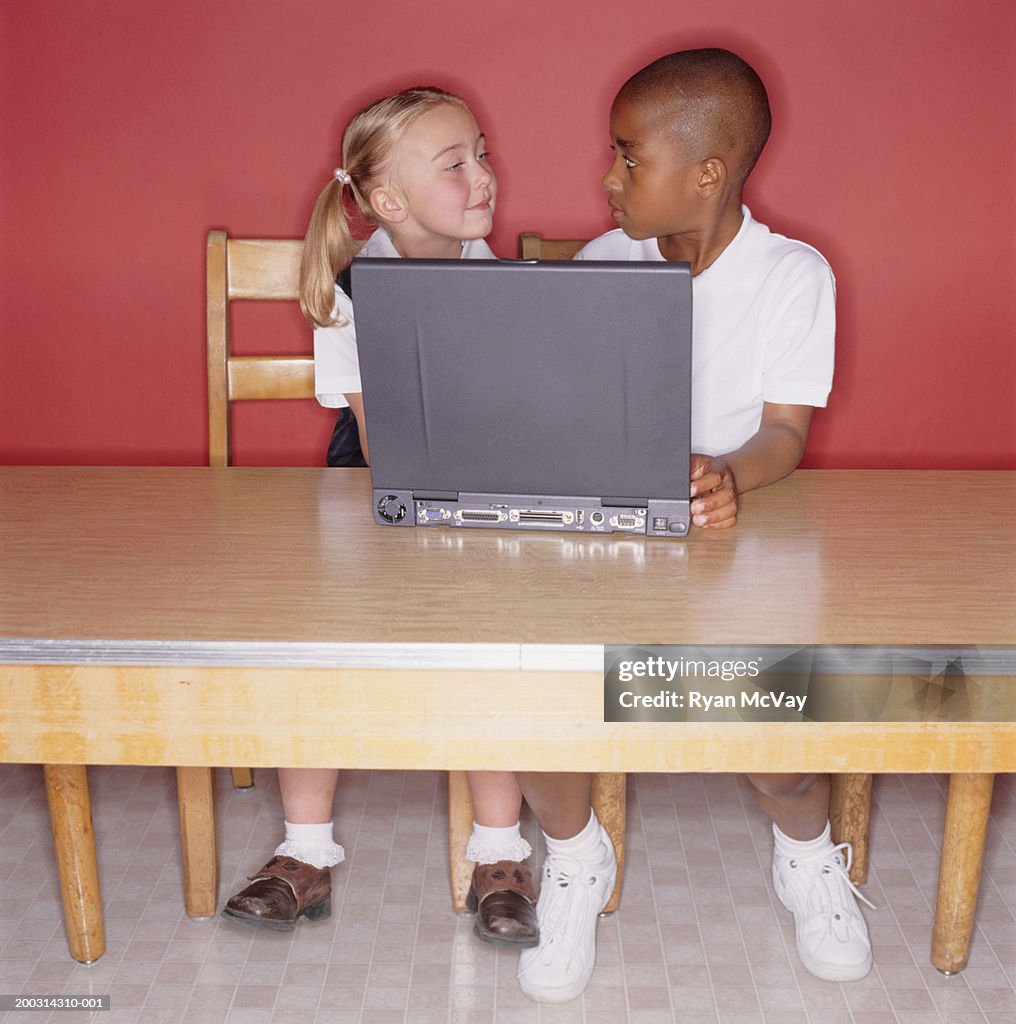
1,467,1013,973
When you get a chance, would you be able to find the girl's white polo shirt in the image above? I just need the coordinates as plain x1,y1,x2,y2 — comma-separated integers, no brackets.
314,231,497,408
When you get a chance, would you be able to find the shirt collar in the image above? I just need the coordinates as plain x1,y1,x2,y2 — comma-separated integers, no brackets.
360,229,496,260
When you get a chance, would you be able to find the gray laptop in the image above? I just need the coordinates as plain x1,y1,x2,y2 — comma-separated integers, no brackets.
350,258,693,538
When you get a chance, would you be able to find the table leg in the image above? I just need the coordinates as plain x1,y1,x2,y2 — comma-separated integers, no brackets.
931,772,994,974
176,767,218,918
830,772,872,885
43,765,105,964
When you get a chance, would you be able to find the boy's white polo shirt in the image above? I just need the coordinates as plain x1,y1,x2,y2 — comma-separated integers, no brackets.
314,231,497,407
575,206,835,456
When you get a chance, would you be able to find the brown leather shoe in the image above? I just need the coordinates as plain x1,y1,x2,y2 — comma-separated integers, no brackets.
222,856,331,932
466,860,539,947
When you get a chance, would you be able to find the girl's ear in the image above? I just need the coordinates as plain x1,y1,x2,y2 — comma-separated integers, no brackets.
368,185,408,226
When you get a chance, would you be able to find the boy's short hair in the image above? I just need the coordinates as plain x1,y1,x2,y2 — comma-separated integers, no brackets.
620,48,771,185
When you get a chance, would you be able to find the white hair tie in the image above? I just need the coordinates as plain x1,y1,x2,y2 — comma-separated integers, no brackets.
333,167,351,185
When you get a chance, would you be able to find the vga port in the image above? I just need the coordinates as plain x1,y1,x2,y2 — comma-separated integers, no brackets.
609,514,644,530
418,506,450,522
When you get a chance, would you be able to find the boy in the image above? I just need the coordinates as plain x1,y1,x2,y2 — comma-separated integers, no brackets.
518,48,870,1003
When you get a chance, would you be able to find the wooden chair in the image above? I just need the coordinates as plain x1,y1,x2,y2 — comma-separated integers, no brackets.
205,229,627,913
517,231,874,885
207,230,310,790
519,232,586,261
206,231,312,471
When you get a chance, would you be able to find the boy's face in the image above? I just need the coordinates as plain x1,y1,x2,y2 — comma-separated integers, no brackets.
601,92,703,242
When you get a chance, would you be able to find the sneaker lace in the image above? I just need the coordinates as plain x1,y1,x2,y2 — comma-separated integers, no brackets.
789,842,877,924
536,853,603,969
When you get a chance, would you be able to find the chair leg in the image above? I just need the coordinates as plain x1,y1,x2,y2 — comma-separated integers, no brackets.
593,772,626,915
230,767,255,790
830,772,872,885
446,771,627,914
177,767,218,918
448,771,475,913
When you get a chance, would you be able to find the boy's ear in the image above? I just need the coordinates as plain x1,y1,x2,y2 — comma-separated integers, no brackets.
696,158,727,198
368,185,408,225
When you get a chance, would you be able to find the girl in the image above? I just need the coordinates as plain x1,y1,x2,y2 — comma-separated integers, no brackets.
224,91,613,1001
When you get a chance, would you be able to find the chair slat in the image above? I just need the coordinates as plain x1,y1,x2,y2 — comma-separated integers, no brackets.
227,239,303,300
227,356,315,401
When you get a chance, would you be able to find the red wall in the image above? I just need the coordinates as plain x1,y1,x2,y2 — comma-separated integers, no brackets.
2,0,1013,468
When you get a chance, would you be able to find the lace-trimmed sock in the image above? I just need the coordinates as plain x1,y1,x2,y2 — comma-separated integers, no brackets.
274,821,345,869
466,821,532,864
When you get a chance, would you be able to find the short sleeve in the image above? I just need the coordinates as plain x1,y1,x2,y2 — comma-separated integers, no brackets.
759,252,835,408
313,285,360,408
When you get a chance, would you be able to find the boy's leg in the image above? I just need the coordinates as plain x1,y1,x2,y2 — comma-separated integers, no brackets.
749,770,828,839
223,768,342,931
465,771,539,946
515,772,616,1003
749,772,872,981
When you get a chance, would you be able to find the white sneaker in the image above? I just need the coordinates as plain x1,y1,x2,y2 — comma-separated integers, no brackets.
772,841,874,981
517,823,617,1003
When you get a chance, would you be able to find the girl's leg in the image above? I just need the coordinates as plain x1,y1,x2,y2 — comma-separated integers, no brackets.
749,772,872,982
279,767,340,824
467,770,523,827
223,768,342,931
464,771,538,947
515,772,616,1004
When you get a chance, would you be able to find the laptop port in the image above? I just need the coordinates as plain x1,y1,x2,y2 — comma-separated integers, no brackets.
457,509,505,523
418,507,450,522
609,514,644,529
512,509,574,525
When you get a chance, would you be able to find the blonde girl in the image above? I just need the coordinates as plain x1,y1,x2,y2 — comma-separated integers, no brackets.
223,86,612,1006
302,86,497,467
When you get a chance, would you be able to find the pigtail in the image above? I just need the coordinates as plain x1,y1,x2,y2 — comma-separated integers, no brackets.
299,176,359,328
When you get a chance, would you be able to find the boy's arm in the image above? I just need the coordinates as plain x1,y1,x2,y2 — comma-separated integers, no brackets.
690,402,813,530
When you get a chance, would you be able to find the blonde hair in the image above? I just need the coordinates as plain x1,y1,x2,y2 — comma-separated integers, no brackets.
299,86,468,327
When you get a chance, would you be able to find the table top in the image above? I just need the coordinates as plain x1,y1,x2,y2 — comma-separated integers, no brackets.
3,467,1013,772
2,466,1014,652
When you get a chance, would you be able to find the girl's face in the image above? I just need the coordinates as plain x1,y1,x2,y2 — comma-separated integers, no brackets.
387,103,496,254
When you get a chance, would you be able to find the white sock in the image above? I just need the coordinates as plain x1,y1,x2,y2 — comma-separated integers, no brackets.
274,821,345,868
544,809,603,858
466,821,532,864
773,820,833,859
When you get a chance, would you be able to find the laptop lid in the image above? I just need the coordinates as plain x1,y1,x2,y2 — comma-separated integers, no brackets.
351,258,692,537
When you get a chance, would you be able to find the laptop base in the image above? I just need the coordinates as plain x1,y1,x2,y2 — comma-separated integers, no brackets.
374,491,690,538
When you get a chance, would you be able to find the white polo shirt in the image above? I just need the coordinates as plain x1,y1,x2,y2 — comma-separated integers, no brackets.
314,230,497,407
575,206,835,456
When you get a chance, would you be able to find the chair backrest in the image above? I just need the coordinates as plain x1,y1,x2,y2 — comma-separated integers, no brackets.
206,229,312,467
206,229,591,466
518,232,587,261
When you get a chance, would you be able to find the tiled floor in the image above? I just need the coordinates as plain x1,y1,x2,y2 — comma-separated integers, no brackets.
0,766,1013,1024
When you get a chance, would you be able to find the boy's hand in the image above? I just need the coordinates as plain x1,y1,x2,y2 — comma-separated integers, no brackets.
689,454,738,530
